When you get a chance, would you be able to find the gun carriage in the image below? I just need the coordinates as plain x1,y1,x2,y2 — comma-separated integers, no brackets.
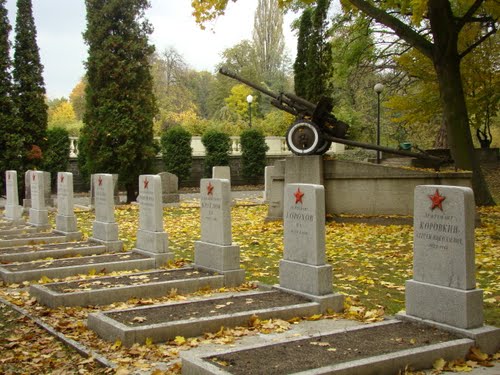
219,67,445,167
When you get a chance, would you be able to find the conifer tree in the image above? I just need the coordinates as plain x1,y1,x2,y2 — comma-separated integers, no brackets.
293,7,313,99
80,0,157,202
12,0,47,170
0,0,21,193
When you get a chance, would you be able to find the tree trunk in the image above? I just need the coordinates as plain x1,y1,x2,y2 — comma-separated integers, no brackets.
428,0,494,205
433,118,448,149
125,182,137,204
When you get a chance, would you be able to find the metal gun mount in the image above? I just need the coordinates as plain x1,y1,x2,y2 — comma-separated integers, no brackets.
219,67,446,167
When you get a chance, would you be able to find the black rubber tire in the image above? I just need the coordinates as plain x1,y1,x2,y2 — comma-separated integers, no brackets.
285,120,323,155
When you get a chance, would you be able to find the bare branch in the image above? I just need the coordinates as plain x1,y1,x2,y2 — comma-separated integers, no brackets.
347,0,434,58
459,26,497,58
456,0,485,31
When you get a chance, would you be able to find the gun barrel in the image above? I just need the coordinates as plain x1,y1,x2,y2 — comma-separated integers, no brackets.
219,67,279,100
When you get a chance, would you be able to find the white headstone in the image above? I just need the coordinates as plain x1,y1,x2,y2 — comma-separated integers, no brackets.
94,174,114,223
404,185,484,329
90,173,122,250
134,175,171,263
54,171,80,237
28,171,49,227
194,178,245,286
57,172,74,217
138,175,163,232
279,183,343,310
30,171,45,210
4,170,23,221
264,166,274,202
212,166,231,181
283,184,325,265
200,178,231,246
413,185,475,289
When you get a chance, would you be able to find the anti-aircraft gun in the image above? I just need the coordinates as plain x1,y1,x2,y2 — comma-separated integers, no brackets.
219,67,445,166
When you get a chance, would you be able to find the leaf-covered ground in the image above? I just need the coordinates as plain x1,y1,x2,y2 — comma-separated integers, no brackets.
0,201,498,374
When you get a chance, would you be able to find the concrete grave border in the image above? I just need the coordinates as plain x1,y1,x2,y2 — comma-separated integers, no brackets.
31,267,225,308
0,251,156,283
88,289,320,347
0,241,107,263
181,320,475,375
0,232,68,248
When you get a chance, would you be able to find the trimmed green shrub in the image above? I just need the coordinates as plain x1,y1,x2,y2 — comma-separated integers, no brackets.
42,127,70,190
160,126,192,183
201,129,231,177
240,128,269,181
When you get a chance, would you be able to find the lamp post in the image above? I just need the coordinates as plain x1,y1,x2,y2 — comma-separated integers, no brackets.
374,83,384,164
246,94,253,127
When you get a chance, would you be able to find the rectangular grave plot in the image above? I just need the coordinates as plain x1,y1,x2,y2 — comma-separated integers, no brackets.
0,232,67,248
31,268,224,308
88,290,319,346
0,242,108,263
0,252,155,283
194,321,468,375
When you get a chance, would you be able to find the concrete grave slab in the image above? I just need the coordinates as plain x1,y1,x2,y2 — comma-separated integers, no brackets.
30,268,224,308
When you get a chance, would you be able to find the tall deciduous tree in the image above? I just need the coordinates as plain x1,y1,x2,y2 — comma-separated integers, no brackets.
80,0,157,202
12,0,47,170
192,0,498,205
252,0,286,89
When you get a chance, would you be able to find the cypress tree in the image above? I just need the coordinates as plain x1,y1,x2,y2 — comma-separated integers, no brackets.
12,0,47,170
81,0,157,202
0,0,22,195
307,0,331,103
293,7,313,99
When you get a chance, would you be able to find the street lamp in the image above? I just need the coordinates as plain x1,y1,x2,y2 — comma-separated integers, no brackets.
246,94,253,127
374,83,384,164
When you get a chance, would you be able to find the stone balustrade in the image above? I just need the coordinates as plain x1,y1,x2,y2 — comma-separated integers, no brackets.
69,136,345,159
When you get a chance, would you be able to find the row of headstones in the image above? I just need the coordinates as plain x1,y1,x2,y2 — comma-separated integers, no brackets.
4,168,488,331
4,170,78,235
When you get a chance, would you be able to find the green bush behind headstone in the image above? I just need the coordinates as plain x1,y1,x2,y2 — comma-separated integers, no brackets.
160,126,192,183
201,129,231,177
240,128,268,181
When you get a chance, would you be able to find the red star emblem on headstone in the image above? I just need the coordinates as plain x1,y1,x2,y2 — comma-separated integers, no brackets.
60,174,65,183
143,177,149,189
32,173,36,181
294,188,304,204
98,176,103,186
207,182,214,195
429,189,446,211
7,173,10,180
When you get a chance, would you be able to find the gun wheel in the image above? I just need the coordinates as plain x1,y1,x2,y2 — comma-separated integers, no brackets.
286,121,323,155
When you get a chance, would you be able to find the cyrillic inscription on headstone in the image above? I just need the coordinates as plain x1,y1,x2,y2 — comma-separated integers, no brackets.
94,174,114,223
139,175,162,232
57,172,74,216
200,179,231,246
413,185,475,290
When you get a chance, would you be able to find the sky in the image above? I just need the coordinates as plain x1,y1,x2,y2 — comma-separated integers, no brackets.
5,0,299,99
